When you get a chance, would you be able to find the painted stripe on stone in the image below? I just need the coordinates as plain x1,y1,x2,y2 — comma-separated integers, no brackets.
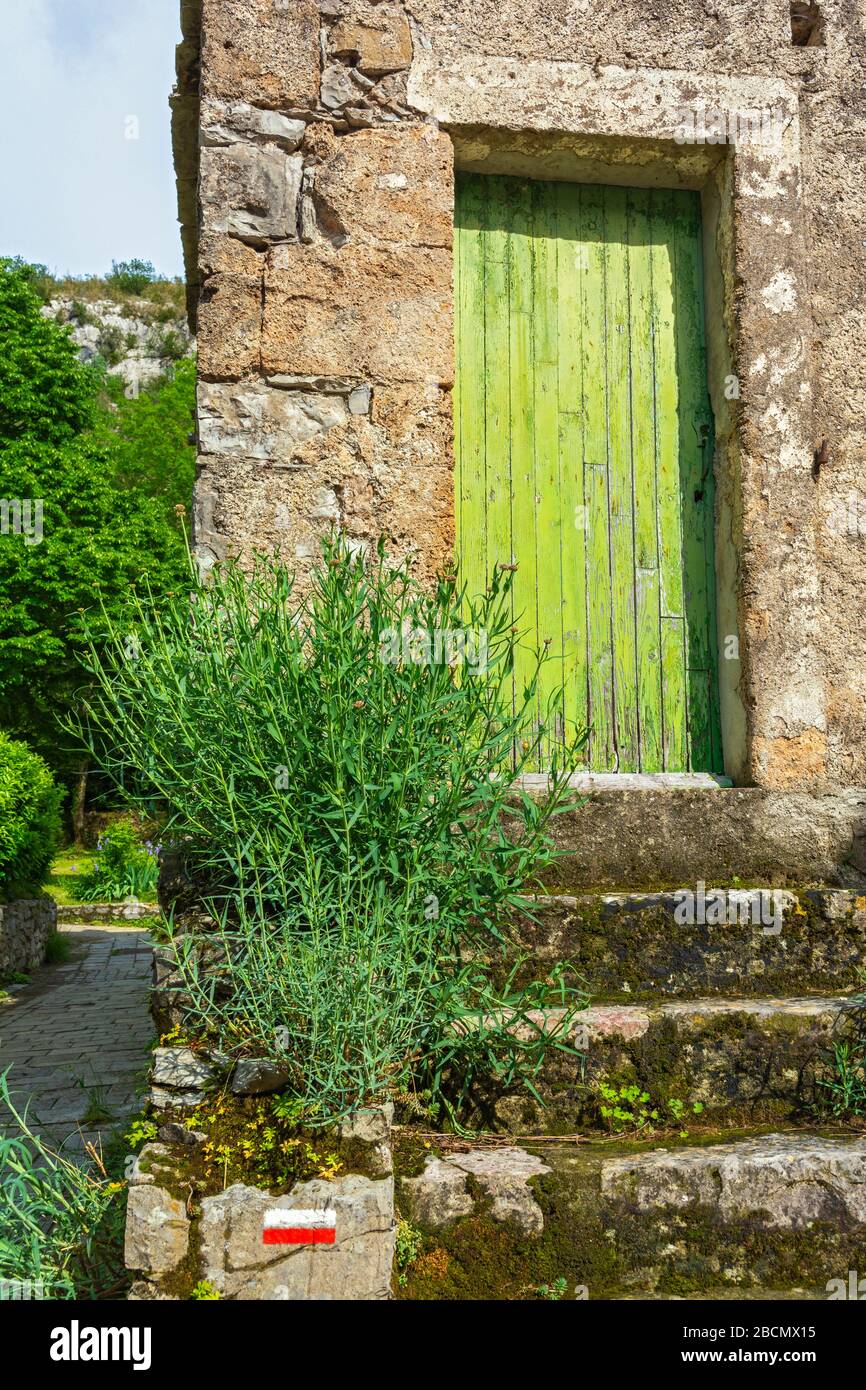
262,1208,337,1245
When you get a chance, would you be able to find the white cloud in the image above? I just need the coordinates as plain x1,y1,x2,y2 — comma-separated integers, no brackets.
0,0,184,277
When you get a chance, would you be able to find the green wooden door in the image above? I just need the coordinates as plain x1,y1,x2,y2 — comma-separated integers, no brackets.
454,173,722,773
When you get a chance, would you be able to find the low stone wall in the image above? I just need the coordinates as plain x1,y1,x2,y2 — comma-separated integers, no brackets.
0,898,56,976
125,1048,396,1300
57,903,160,927
396,1134,866,1299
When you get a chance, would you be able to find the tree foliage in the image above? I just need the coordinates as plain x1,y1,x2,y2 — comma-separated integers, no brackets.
0,259,96,446
94,360,196,513
0,258,192,776
107,259,157,295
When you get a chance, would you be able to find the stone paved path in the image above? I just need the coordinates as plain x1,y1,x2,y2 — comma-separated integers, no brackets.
0,925,154,1152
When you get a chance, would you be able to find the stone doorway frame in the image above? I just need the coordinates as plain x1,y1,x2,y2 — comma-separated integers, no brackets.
408,54,819,790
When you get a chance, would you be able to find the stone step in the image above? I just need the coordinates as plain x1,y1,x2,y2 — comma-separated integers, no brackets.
491,994,858,1131
397,1131,866,1299
510,888,866,1000
515,778,866,891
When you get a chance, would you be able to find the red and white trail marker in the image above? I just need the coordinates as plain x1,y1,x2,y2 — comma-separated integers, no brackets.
262,1208,337,1247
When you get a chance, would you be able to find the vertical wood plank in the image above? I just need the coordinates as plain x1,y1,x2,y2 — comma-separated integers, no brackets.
507,179,538,741
661,614,688,769
454,174,488,603
604,185,639,771
581,184,615,769
483,178,513,578
532,180,562,766
649,187,687,769
672,189,713,770
556,181,588,763
628,187,663,770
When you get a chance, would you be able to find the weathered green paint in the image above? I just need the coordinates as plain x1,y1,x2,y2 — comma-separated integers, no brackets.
454,173,722,772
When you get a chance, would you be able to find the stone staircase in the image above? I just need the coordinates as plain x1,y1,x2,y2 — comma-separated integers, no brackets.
398,846,866,1299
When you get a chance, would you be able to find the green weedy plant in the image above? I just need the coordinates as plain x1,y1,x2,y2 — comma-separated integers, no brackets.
0,1072,122,1299
595,1080,704,1135
0,733,63,901
73,818,159,902
73,539,588,1124
814,982,866,1119
394,1217,424,1286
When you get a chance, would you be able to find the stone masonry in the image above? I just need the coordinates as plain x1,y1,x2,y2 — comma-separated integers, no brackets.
172,2,866,796
0,898,56,977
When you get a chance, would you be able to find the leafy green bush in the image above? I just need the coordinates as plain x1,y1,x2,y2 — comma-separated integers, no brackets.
73,818,159,902
0,733,63,900
75,541,588,1124
145,324,188,362
107,259,156,295
96,323,128,366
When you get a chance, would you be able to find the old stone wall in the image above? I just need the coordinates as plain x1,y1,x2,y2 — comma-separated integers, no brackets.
176,0,866,792
125,1049,396,1300
179,0,454,594
0,898,57,976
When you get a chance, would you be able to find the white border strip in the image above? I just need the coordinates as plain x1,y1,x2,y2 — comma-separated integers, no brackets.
264,1208,336,1230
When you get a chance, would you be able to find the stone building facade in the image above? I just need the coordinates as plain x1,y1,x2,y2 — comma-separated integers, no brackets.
172,0,866,807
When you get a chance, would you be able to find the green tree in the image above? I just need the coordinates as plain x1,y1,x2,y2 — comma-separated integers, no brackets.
0,258,191,831
0,258,96,445
107,259,156,295
94,360,196,515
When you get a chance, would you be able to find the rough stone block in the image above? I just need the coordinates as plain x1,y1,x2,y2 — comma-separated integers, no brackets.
336,1102,393,1146
328,2,413,77
311,124,453,249
152,1047,215,1091
403,1148,550,1236
197,273,263,380
198,380,350,461
536,784,866,892
200,144,302,246
147,1085,204,1112
602,1135,866,1230
199,233,264,280
199,1176,395,1299
230,1058,292,1095
125,1185,190,1276
263,242,453,384
320,63,370,112
495,994,850,1132
201,0,320,107
129,1143,181,1189
157,1122,206,1147
511,888,866,1001
201,97,306,151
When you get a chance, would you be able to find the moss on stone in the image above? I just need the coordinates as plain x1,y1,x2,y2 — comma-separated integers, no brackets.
396,1136,866,1300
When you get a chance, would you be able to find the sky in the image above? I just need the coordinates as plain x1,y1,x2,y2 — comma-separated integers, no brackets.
0,0,185,279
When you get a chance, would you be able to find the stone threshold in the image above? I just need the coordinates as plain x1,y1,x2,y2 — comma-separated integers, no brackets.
518,771,732,791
